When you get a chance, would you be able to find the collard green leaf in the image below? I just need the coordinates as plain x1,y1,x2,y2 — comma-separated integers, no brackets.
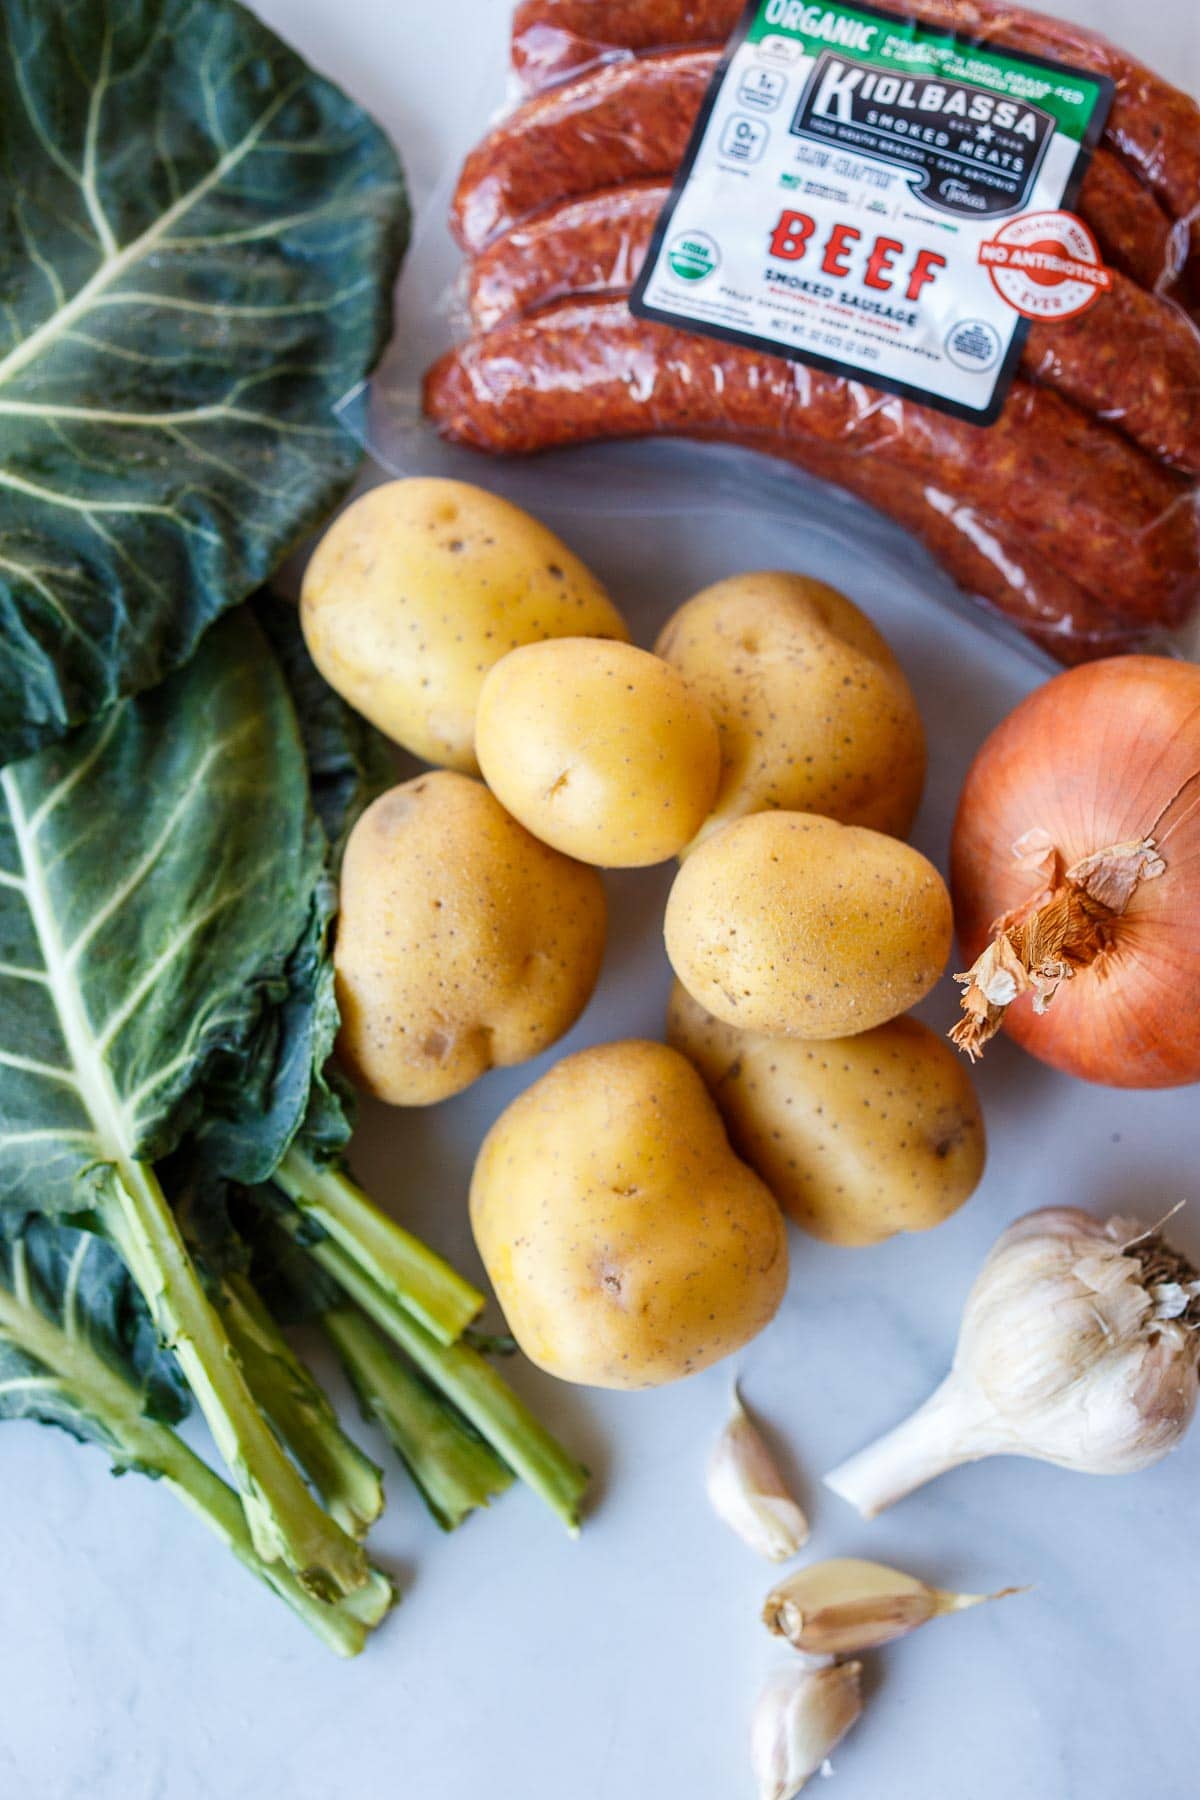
0,610,376,1593
0,0,408,763
286,901,353,1169
188,591,396,1180
253,591,396,1162
0,607,323,1215
0,1216,190,1456
240,1193,347,1327
180,879,340,1186
253,592,395,873
0,1214,393,1656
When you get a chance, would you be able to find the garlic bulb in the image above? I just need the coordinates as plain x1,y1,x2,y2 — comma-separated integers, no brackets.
825,1207,1200,1518
762,1558,1021,1654
707,1388,809,1561
751,1662,863,1800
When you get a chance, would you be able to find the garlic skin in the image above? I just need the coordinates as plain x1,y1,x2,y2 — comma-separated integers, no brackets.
825,1207,1200,1518
763,1558,1020,1654
707,1389,809,1561
751,1662,863,1800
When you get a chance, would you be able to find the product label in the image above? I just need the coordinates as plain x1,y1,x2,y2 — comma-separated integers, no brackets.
629,0,1114,423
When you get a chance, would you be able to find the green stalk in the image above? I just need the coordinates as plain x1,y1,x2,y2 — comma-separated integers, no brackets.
0,1281,394,1658
103,1162,370,1601
323,1305,513,1532
219,1272,384,1539
286,1223,589,1536
277,1144,482,1346
160,1438,394,1657
461,1328,518,1357
276,1147,484,1346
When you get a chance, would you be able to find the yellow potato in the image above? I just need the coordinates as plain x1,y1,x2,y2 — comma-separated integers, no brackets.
334,771,605,1105
469,1040,788,1388
475,638,721,867
301,478,628,771
664,811,953,1038
668,983,985,1246
654,572,926,844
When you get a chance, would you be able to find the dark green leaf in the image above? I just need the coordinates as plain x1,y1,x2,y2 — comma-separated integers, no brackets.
253,592,395,872
247,587,398,1164
240,1193,346,1326
187,589,397,1181
0,604,377,1592
0,606,322,1215
0,1216,190,1460
0,1213,393,1655
0,0,408,763
168,1165,246,1279
183,875,341,1185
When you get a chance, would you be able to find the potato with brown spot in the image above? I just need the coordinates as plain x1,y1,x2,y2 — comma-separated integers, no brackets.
664,811,953,1038
334,771,606,1105
301,478,628,771
654,572,926,846
469,1040,788,1388
668,983,985,1246
475,637,721,867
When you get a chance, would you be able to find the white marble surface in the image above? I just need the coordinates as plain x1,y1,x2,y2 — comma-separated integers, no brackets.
7,4,1200,1797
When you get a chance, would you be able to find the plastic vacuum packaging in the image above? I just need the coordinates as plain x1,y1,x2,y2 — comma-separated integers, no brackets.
368,0,1200,665
508,0,1200,275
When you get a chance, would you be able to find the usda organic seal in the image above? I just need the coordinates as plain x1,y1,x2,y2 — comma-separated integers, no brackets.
668,230,721,283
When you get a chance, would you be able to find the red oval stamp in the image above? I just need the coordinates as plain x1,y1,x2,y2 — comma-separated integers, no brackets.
978,211,1112,322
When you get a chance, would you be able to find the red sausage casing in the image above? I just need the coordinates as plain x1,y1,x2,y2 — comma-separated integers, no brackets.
456,49,1183,296
695,428,1145,662
467,184,1200,473
510,0,1200,258
425,298,1200,633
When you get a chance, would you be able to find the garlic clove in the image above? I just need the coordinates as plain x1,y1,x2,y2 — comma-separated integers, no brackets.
762,1558,1021,1654
707,1388,809,1562
751,1661,863,1800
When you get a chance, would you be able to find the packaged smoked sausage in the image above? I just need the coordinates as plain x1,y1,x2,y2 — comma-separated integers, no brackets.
357,0,1200,667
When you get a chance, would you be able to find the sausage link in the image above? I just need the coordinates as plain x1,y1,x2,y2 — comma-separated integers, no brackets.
464,179,1128,647
455,50,1181,292
701,430,1146,662
468,184,1200,473
509,16,626,92
424,298,1200,628
510,0,728,85
450,50,715,251
510,0,1200,247
1078,151,1185,295
467,182,670,329
1021,273,1200,474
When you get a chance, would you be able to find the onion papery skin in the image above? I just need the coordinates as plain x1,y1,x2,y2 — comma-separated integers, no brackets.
951,656,1200,1089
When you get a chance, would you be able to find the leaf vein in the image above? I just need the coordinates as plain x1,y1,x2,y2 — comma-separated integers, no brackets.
0,76,302,391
